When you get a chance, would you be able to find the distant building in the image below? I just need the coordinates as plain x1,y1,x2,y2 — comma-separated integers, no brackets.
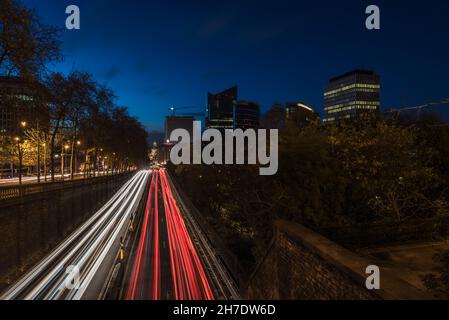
0,76,37,135
207,86,238,129
233,100,260,130
260,103,286,129
148,142,158,162
164,115,194,142
285,102,320,128
158,142,172,164
323,70,380,124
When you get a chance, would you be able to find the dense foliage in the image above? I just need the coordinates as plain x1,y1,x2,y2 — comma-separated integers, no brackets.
170,115,449,275
423,250,449,299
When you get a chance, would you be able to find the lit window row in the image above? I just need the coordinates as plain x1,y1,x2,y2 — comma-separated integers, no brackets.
324,88,380,99
326,105,379,114
324,84,380,97
324,100,380,111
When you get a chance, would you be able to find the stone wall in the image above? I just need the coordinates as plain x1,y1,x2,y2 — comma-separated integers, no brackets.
0,173,132,291
244,220,432,300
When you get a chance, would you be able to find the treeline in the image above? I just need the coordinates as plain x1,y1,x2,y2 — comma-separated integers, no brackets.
170,113,449,276
0,0,148,182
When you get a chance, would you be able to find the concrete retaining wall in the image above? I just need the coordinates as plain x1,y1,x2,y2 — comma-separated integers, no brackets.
244,220,432,300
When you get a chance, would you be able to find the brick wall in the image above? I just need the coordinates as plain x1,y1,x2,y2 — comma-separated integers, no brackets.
244,220,431,300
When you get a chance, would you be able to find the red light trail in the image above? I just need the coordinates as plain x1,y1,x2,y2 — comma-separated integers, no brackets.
125,169,214,300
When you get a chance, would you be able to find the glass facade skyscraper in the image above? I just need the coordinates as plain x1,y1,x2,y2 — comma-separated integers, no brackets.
0,77,36,135
323,70,380,124
207,86,238,129
233,100,260,130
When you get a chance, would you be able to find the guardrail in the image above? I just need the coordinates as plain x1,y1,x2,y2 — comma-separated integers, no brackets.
0,172,133,202
167,171,241,287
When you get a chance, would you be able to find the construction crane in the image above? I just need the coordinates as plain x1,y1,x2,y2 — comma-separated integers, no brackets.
168,105,206,117
384,98,449,121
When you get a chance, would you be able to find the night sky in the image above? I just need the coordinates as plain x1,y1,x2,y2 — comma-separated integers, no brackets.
22,0,449,131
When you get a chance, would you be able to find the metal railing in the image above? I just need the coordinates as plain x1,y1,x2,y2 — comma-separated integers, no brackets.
0,172,133,202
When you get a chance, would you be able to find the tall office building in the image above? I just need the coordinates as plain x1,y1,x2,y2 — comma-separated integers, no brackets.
0,77,36,135
323,70,380,124
164,115,195,143
233,100,260,130
207,86,238,129
285,102,320,128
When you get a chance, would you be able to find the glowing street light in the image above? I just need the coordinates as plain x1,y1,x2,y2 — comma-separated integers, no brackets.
20,121,27,128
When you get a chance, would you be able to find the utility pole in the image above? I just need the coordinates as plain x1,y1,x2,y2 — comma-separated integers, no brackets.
14,137,23,185
37,121,41,183
61,143,64,181
43,142,47,182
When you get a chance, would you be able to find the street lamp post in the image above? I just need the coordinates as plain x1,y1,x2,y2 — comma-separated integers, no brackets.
61,144,64,181
43,143,47,182
17,121,27,185
14,136,23,185
99,148,104,176
61,143,70,181
36,121,41,183
72,140,81,180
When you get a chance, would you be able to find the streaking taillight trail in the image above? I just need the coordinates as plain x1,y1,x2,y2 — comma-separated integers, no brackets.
125,169,214,300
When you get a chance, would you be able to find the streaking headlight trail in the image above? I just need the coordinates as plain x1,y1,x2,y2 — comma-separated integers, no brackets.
1,170,151,300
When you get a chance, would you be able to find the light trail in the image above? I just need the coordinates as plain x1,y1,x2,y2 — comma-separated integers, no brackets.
0,170,151,300
152,170,160,300
0,172,110,185
125,172,155,299
159,169,214,300
125,170,161,300
124,169,214,300
165,172,240,300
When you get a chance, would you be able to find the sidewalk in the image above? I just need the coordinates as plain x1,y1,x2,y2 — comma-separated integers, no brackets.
0,172,109,187
358,240,449,291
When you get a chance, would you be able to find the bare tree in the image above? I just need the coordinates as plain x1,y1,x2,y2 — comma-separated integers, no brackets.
0,0,61,79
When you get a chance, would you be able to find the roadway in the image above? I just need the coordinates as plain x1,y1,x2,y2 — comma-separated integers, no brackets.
0,172,110,186
0,167,239,300
0,170,150,300
123,169,239,300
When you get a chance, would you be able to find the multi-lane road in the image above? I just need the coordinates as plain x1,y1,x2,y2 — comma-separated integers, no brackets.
125,169,214,300
0,170,150,300
124,168,239,300
0,168,239,300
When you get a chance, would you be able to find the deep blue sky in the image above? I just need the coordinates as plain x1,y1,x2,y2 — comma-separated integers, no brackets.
22,0,449,131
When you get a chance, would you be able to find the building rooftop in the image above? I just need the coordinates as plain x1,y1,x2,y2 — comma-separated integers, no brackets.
286,102,317,113
329,69,378,83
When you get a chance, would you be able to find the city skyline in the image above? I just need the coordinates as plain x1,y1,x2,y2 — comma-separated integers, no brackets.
1,0,449,304
20,0,449,131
